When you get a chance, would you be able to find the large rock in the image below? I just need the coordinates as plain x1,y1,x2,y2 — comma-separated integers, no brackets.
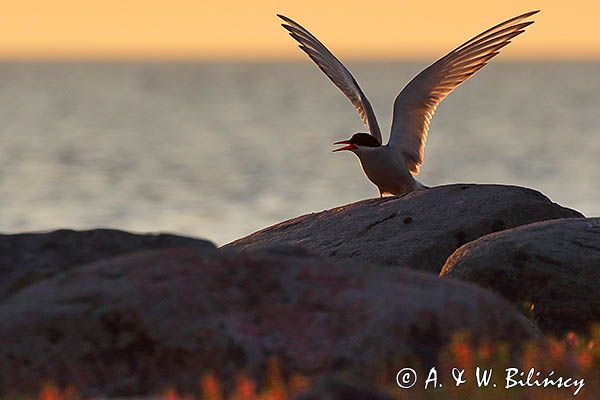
0,246,537,397
294,375,394,400
440,218,600,334
223,184,582,273
0,228,216,301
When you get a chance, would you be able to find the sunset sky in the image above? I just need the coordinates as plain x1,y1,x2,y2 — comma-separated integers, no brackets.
1,0,598,60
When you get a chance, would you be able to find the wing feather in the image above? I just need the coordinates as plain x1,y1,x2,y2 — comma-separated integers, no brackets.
389,11,539,174
278,14,382,143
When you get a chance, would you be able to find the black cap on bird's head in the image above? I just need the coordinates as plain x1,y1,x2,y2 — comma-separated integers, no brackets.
332,132,381,152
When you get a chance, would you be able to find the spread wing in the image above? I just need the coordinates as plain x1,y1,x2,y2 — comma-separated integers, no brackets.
278,14,382,143
389,10,539,175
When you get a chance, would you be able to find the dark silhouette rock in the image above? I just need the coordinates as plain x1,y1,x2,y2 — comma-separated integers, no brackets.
0,228,216,301
440,218,600,334
0,247,537,396
223,184,583,273
294,375,395,400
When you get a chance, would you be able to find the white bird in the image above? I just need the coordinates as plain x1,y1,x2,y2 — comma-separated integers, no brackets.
278,11,539,197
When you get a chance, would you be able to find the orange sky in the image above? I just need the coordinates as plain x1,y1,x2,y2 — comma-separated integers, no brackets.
0,0,598,60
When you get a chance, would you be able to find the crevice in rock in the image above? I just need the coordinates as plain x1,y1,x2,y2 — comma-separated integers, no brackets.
359,213,398,235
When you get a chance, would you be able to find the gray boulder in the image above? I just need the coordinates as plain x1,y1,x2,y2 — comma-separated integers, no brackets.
440,218,600,334
223,184,582,273
0,228,216,302
0,246,537,397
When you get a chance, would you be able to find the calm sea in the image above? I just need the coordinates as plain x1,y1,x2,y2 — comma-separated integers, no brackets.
0,62,598,245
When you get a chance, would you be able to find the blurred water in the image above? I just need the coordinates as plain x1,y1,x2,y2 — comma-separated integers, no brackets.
0,62,598,245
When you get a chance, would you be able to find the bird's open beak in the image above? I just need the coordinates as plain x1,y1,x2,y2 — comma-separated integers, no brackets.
332,140,358,152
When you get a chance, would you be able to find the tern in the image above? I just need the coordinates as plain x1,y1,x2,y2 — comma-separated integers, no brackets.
278,11,539,197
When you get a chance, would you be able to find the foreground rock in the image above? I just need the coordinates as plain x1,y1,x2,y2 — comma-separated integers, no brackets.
0,246,537,396
294,375,394,400
224,184,582,273
441,218,600,334
0,228,216,301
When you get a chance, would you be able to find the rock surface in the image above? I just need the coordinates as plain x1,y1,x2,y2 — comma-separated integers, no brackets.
223,184,583,273
0,246,537,396
0,228,216,301
440,218,600,334
294,375,395,400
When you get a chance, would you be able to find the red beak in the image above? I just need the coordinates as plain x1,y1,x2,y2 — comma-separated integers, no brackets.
332,140,358,152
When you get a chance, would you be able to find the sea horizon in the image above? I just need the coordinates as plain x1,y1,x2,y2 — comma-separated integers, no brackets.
1,61,598,245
